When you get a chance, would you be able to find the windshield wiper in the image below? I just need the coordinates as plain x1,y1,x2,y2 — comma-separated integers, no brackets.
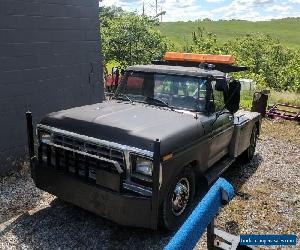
145,96,174,110
113,94,133,103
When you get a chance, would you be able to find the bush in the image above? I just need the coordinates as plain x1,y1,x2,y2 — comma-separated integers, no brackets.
100,7,173,68
190,29,300,92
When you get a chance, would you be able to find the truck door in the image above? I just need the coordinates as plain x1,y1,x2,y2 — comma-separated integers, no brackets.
206,80,234,167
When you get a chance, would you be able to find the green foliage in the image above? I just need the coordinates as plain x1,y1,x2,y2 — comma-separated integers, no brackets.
100,8,300,92
268,91,300,106
190,27,221,54
100,6,125,27
190,28,300,92
100,7,172,68
159,19,300,50
239,90,300,110
240,91,254,110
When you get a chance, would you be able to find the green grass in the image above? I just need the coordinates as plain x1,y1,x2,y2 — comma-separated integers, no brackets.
240,90,300,110
268,91,300,106
158,18,300,50
240,91,255,110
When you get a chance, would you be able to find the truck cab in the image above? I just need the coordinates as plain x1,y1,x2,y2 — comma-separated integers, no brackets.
27,52,261,231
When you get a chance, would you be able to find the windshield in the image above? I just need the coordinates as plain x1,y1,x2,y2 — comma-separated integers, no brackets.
116,71,208,112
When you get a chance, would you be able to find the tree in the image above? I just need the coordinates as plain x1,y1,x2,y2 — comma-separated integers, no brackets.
100,5,125,28
190,28,300,92
101,10,172,68
223,33,300,92
190,27,221,54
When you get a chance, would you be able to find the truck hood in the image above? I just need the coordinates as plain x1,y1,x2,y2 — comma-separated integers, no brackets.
40,101,205,155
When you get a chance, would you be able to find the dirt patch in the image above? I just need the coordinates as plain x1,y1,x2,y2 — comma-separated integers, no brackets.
213,120,300,249
261,118,300,145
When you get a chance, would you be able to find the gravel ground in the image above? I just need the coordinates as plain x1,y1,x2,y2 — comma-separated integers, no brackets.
0,120,299,249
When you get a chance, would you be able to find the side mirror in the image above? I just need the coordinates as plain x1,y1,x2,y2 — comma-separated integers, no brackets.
206,100,215,114
215,79,229,103
226,80,241,113
215,79,228,92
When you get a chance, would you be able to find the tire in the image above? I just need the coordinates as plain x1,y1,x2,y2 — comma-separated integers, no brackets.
240,125,258,163
160,168,195,231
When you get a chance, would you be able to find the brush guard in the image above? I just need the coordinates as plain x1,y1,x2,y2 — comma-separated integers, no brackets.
25,111,162,229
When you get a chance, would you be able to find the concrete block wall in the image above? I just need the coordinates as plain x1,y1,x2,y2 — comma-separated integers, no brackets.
0,0,103,175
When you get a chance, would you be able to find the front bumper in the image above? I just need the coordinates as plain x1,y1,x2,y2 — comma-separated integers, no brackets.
26,112,161,230
34,161,154,229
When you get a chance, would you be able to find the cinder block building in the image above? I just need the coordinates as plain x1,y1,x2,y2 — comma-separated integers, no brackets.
0,0,103,175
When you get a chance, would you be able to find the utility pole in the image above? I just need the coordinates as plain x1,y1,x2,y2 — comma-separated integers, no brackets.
142,0,166,21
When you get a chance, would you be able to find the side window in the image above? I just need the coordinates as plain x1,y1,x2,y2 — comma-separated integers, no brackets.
161,81,172,94
187,81,197,97
198,81,207,99
192,80,207,99
155,81,171,94
126,75,144,95
154,74,172,94
212,80,225,112
177,82,187,96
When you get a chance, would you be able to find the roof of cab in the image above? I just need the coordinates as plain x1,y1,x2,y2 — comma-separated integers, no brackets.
126,65,226,78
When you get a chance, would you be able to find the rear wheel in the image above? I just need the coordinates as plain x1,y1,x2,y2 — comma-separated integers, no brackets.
160,168,195,231
240,125,258,163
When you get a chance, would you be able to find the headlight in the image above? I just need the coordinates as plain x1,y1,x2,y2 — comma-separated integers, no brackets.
132,156,153,177
39,131,51,144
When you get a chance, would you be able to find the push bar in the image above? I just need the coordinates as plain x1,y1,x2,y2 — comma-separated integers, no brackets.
26,111,37,179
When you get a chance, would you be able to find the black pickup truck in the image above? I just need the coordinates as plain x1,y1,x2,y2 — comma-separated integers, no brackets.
26,53,261,231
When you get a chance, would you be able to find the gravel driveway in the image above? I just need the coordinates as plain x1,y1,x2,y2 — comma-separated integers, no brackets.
0,120,299,249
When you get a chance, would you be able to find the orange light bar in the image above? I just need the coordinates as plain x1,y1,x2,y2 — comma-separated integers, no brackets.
164,52,235,65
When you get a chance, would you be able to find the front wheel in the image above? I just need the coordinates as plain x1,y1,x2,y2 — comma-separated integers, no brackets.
240,125,258,163
160,168,195,231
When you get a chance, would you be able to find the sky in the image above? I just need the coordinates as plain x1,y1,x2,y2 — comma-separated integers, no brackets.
100,0,300,21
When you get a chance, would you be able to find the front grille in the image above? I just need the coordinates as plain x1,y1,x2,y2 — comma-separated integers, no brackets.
39,133,126,187
52,133,125,170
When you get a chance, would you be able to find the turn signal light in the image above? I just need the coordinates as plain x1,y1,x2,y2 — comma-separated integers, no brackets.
164,52,235,65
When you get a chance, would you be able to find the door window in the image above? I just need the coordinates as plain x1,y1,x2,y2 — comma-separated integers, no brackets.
212,80,226,112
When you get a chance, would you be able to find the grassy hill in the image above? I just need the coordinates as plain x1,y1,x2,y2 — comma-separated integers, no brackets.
158,18,300,50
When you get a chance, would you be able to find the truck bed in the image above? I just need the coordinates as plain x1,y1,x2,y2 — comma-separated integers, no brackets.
205,110,261,185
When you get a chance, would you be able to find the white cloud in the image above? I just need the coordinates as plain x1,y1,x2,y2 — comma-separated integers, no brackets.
266,5,292,13
205,0,225,3
100,0,300,21
142,0,209,21
211,0,298,20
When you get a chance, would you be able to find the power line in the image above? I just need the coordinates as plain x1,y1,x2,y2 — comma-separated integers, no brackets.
142,1,166,21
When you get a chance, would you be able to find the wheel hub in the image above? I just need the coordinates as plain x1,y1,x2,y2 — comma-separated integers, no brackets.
172,178,190,216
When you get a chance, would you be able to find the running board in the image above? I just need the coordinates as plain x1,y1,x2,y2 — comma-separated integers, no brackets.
205,157,235,186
